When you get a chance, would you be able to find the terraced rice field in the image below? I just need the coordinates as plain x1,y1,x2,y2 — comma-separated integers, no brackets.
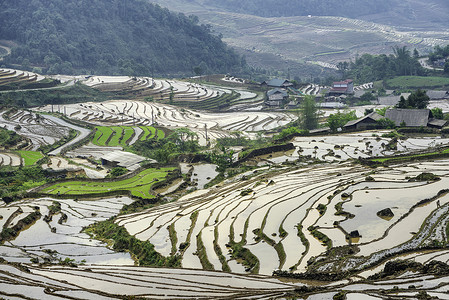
0,196,135,265
42,167,176,199
35,100,293,145
16,150,43,166
291,132,449,162
246,132,449,165
301,84,324,95
82,75,259,110
0,263,298,299
0,152,22,166
0,109,71,151
41,156,108,179
35,100,294,132
0,68,46,86
92,125,164,147
114,158,449,276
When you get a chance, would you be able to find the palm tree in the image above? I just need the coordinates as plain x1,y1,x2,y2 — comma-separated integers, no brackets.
393,46,411,76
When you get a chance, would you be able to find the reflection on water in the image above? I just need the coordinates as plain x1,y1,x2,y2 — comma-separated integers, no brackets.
180,163,219,189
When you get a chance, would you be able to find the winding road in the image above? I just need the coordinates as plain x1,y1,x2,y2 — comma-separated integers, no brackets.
44,115,91,155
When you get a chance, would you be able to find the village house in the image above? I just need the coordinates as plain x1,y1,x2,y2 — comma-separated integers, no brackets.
265,88,288,107
385,108,447,129
426,90,449,100
329,79,354,96
344,112,383,131
261,78,293,88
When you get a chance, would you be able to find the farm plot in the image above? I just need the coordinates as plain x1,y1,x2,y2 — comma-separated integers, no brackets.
35,100,295,144
41,156,108,179
0,263,297,299
301,84,324,95
16,150,43,166
0,109,71,151
114,159,449,276
82,75,258,110
290,132,449,162
92,125,164,147
1,260,448,300
0,68,45,87
0,196,135,265
41,167,176,199
65,144,122,160
0,152,22,166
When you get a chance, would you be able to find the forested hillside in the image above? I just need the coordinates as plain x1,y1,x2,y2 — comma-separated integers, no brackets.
0,0,245,75
342,47,425,83
204,0,397,18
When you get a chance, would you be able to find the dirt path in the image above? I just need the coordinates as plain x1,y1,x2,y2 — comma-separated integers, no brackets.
44,115,91,155
419,57,444,71
0,45,11,61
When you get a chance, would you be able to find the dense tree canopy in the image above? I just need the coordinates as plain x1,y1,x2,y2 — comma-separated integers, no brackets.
396,89,429,109
300,95,318,130
0,0,245,76
344,47,425,83
429,45,449,62
326,111,357,132
205,0,397,18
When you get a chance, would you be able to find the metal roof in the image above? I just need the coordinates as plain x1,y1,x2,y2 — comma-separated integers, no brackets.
101,151,149,168
385,109,430,127
428,118,448,128
263,78,291,87
319,102,346,109
426,90,449,100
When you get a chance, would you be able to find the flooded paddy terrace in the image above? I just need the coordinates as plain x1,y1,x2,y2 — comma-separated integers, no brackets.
114,156,449,278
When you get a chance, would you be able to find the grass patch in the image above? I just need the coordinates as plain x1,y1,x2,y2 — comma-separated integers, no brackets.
17,151,44,166
168,223,178,256
92,126,162,146
84,219,180,267
42,167,176,199
214,226,231,272
108,127,123,146
370,147,449,164
386,76,449,89
196,232,215,270
121,127,134,147
95,127,113,146
140,126,156,140
308,226,332,249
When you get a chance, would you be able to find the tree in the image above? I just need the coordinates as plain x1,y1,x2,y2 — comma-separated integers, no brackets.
413,48,419,59
337,61,349,79
300,95,318,130
326,111,357,132
167,128,199,152
431,107,444,119
396,89,429,109
376,118,396,129
364,108,374,115
393,45,411,75
360,92,376,102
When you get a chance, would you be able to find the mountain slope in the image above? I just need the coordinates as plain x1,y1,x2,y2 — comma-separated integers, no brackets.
147,0,449,80
203,0,398,19
0,0,245,75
